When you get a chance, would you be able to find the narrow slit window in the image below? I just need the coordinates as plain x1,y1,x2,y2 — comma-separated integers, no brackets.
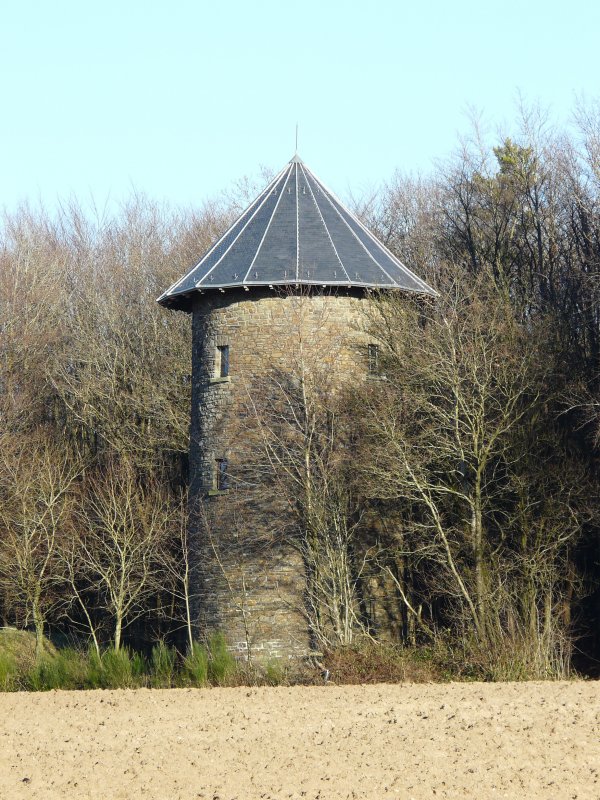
368,344,380,374
215,458,229,491
217,344,229,378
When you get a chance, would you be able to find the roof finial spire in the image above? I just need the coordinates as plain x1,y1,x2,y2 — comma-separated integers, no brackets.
290,125,302,163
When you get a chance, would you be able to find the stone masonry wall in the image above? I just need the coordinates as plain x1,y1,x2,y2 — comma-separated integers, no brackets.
189,287,388,660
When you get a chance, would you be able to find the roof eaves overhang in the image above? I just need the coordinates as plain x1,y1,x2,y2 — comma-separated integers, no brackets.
157,279,437,312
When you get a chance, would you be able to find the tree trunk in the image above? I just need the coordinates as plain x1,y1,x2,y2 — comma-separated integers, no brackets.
32,594,45,661
114,614,123,651
471,476,486,640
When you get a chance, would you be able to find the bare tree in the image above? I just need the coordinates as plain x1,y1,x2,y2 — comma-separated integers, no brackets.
0,212,68,437
0,434,81,656
48,198,192,471
159,489,198,653
357,271,587,674
73,458,172,650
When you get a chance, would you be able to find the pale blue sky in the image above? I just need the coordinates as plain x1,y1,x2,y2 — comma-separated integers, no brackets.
1,0,598,213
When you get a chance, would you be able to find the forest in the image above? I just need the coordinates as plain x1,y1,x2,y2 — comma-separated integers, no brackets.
1,102,599,684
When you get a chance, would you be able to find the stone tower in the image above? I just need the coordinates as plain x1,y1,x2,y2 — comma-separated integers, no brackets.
158,155,435,659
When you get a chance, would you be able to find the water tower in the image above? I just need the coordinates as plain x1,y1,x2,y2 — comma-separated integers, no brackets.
158,155,435,658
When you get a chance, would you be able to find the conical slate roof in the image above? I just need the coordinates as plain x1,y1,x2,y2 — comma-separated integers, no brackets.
158,155,435,310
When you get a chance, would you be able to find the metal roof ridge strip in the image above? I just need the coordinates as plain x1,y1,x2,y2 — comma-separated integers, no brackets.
241,162,295,285
299,162,350,282
302,163,436,295
302,167,399,287
338,198,436,294
196,164,292,288
295,161,300,282
157,163,289,300
157,184,270,301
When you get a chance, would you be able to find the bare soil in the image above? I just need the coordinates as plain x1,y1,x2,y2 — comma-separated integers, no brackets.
1,681,599,799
